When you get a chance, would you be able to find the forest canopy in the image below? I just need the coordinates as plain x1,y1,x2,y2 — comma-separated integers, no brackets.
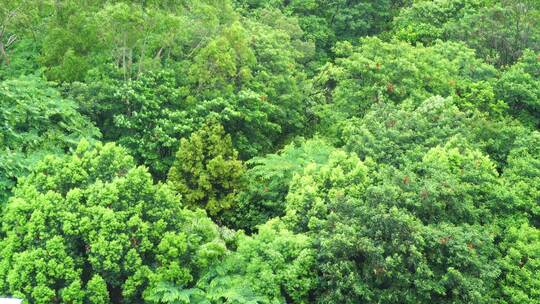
0,0,539,303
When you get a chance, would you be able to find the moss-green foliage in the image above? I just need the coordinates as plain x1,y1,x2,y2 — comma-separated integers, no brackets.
450,1,540,67
0,141,225,303
277,140,508,303
280,147,503,303
342,97,471,166
70,69,191,177
317,206,499,303
39,0,237,83
168,120,245,218
366,140,505,225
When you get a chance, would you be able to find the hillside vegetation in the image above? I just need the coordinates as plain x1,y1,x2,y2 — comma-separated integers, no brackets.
0,0,539,303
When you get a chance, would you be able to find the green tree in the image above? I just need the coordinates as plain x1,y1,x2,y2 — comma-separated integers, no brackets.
224,138,335,232
189,21,255,100
392,0,540,67
392,0,487,45
0,75,99,203
168,120,245,218
496,50,540,127
236,0,412,65
0,141,226,303
450,1,540,67
281,140,503,303
311,204,499,304
204,220,316,303
341,96,526,170
365,140,505,225
496,222,540,303
2,1,540,303
283,149,371,233
341,97,471,166
146,220,316,303
63,3,312,174
502,131,540,225
40,0,236,82
71,69,191,177
0,0,42,68
314,37,497,136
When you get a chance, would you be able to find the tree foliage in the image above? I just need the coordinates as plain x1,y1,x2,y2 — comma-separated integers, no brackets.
59,2,312,175
168,120,245,218
0,75,99,203
392,0,540,66
224,138,335,232
236,0,412,65
1,0,539,303
496,50,540,127
0,141,225,303
314,37,497,135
